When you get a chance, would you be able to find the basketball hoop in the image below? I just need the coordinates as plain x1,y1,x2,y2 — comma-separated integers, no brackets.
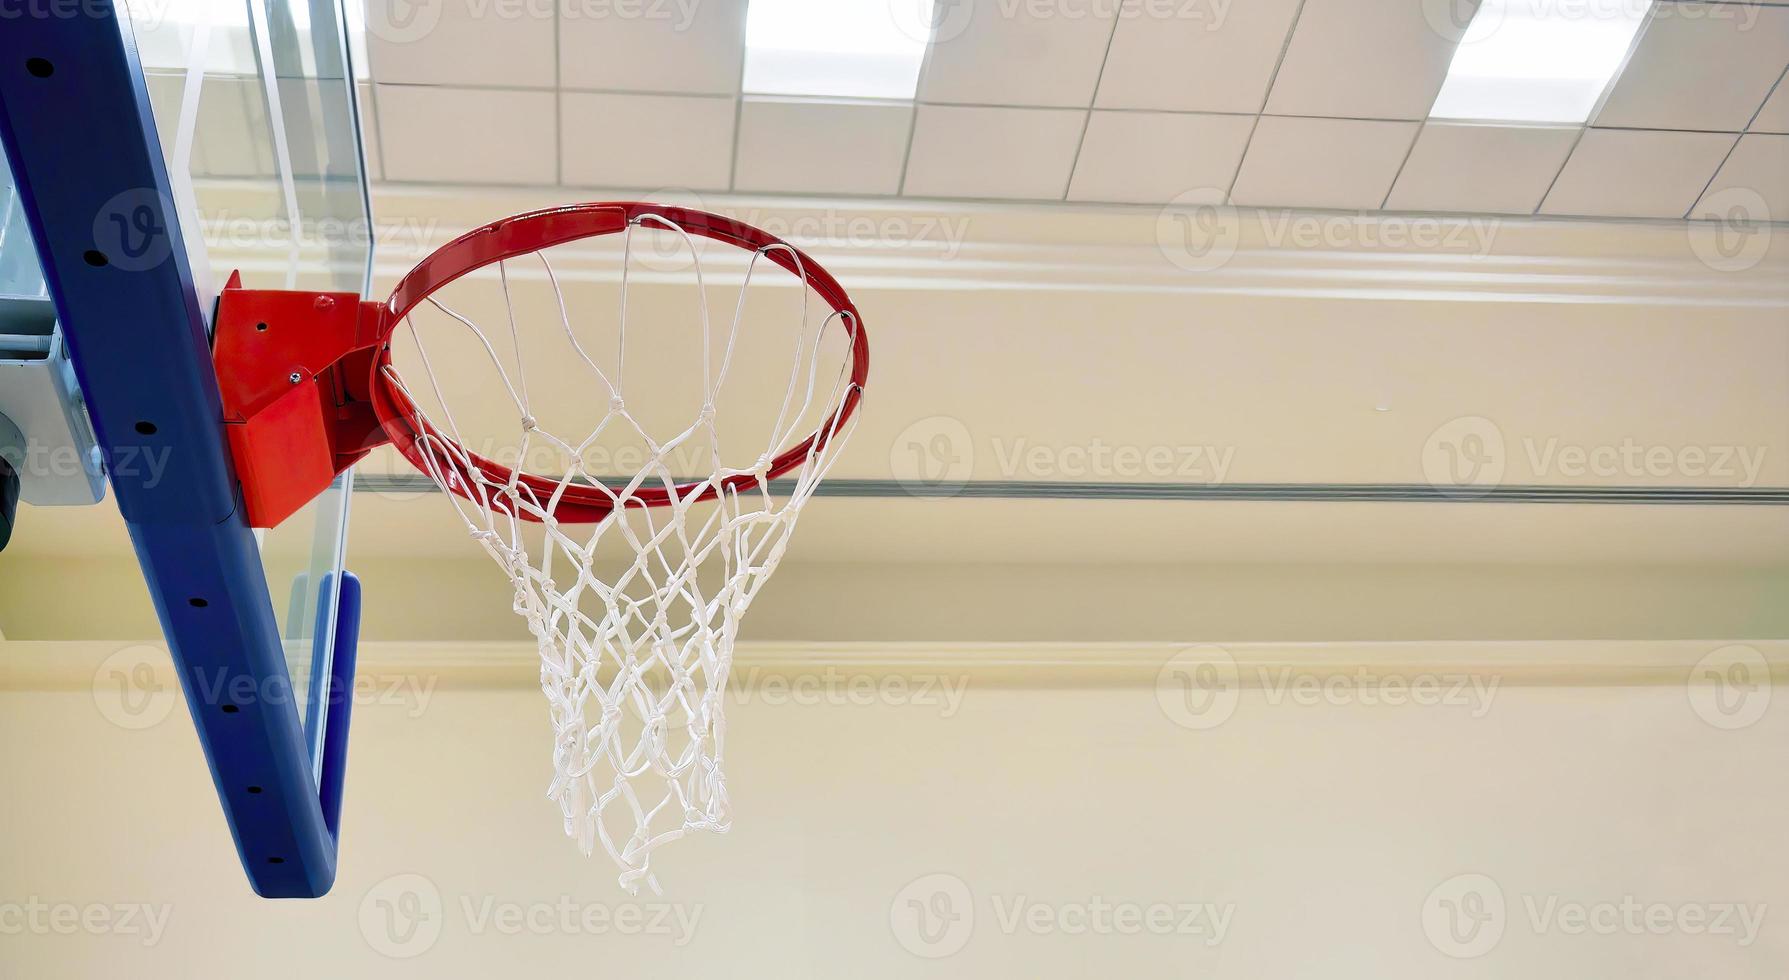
211,202,869,891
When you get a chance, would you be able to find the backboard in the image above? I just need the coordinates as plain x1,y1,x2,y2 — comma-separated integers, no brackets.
0,0,371,896
127,0,372,765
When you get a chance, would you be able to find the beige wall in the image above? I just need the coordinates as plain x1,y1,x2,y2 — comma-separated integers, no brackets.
4,642,1787,977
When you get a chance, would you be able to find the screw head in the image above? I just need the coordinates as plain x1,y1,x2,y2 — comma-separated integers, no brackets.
314,295,335,311
288,371,303,384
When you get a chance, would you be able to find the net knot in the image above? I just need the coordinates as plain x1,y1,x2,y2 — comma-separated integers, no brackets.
609,395,626,413
697,403,716,425
519,414,538,431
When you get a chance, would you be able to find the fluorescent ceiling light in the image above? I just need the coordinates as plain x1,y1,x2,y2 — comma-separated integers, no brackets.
743,0,933,100
1429,0,1651,123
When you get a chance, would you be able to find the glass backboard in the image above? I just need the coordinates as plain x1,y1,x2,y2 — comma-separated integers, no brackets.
125,0,372,778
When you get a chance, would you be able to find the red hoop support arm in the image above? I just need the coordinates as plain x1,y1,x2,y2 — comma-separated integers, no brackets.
212,272,388,528
213,203,869,529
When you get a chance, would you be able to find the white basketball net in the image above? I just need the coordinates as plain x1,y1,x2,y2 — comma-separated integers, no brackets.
383,213,862,892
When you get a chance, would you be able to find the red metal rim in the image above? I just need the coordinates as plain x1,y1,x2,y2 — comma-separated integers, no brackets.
365,202,869,523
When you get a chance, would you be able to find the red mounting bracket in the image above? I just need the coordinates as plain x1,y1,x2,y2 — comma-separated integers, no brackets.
212,272,389,528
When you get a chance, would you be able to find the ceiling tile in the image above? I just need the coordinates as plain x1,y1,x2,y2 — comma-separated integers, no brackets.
902,105,1085,200
145,72,264,178
1264,0,1468,120
734,99,912,196
559,0,745,95
1087,0,1302,112
560,93,734,190
141,73,184,158
1594,3,1789,131
918,0,1117,107
1385,123,1579,214
197,76,272,178
1541,128,1737,218
365,0,555,88
1695,133,1789,218
377,85,556,184
1230,116,1420,209
358,83,383,181
275,78,353,179
1750,71,1789,132
1095,0,1302,113
1067,111,1255,204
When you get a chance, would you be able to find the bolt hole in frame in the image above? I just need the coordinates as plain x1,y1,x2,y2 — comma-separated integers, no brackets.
0,0,371,895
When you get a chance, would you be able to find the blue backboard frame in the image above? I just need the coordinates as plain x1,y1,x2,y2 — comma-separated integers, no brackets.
0,7,357,898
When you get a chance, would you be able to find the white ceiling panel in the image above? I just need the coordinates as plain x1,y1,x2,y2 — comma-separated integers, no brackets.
377,85,556,184
1230,116,1419,209
365,0,556,88
141,72,184,149
1541,128,1737,218
903,105,1085,200
149,73,270,179
734,99,913,196
1696,133,1789,218
275,78,353,179
197,76,272,178
1751,71,1789,132
1094,0,1302,113
1067,111,1255,204
1385,123,1579,215
1595,3,1789,131
918,0,1118,107
558,0,746,95
1264,0,1469,120
560,93,735,190
358,83,382,182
